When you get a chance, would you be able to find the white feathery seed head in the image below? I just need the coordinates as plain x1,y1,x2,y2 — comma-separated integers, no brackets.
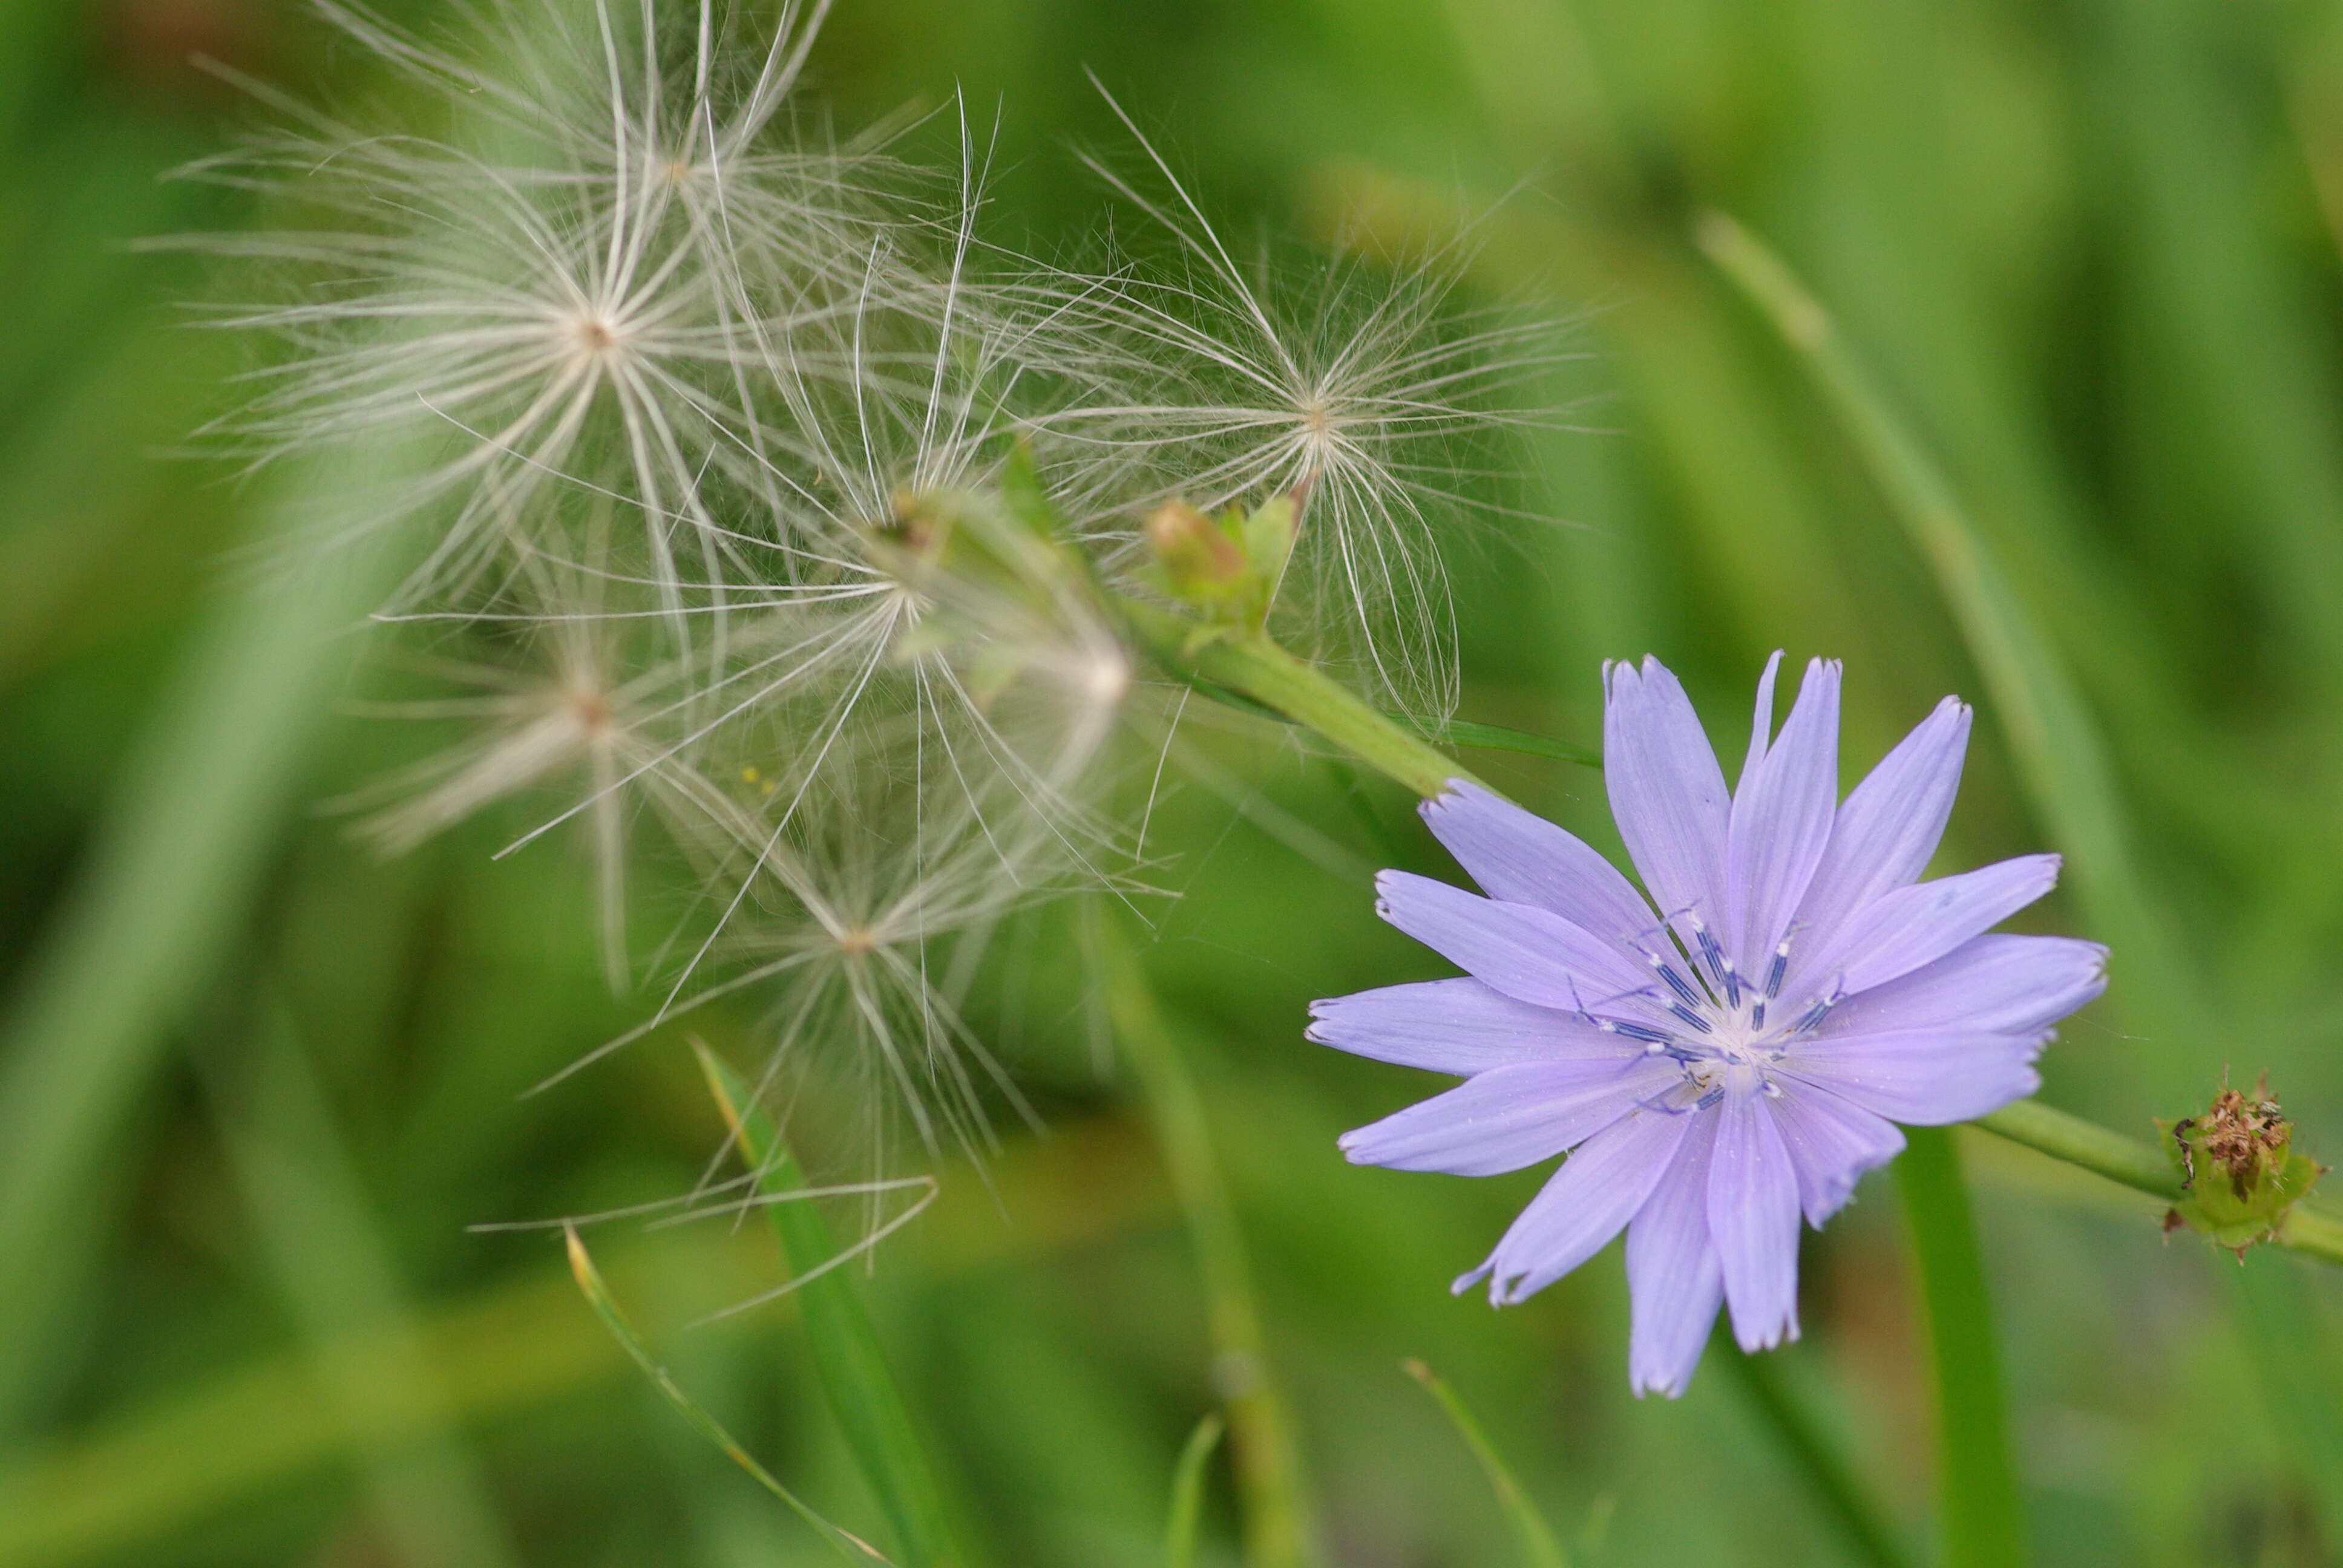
1043,87,1558,716
194,0,1552,1198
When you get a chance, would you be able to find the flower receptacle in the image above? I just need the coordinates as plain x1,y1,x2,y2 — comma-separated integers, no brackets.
2159,1076,2327,1256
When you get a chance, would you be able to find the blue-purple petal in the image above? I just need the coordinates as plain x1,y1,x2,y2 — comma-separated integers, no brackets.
1708,1091,1803,1351
1780,1027,2047,1124
1375,870,1657,1016
1765,1082,1906,1226
1308,978,1635,1076
1420,781,1660,953
1604,658,1729,938
1783,853,2062,1006
1725,658,1840,975
1337,1056,1677,1176
1626,1109,1723,1397
1791,696,1970,964
1740,649,1784,786
1820,934,2108,1039
1464,1106,1693,1304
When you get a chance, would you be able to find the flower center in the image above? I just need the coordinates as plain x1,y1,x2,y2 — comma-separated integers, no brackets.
568,311,626,359
1588,920,1846,1106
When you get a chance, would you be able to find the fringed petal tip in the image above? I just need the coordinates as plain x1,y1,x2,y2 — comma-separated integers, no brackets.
1731,1315,1801,1355
1451,1260,1494,1299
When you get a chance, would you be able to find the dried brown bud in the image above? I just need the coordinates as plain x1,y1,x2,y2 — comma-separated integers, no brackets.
2160,1073,2325,1255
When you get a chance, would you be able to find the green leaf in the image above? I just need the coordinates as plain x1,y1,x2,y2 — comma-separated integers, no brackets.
1402,1361,1569,1568
1163,1414,1224,1568
563,1227,889,1566
695,1044,968,1568
1395,717,1601,769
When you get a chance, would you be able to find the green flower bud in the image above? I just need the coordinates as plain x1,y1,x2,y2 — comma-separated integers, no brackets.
1146,500,1250,604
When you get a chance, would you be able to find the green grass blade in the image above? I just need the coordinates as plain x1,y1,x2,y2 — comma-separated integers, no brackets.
1694,210,2201,1083
563,1226,889,1565
1164,1414,1225,1568
1717,1350,1913,1568
0,453,417,1437
1394,717,1601,769
0,1122,1166,1566
1093,915,1321,1568
203,996,517,1568
1894,1129,2025,1568
1401,1361,1568,1568
695,1044,968,1568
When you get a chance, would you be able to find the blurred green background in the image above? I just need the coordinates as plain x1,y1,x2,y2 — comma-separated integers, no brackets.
6,0,2343,1564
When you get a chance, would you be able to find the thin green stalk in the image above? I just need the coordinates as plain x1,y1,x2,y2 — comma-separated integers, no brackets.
1163,1415,1225,1568
1971,1102,2343,1267
1970,1102,2178,1203
1716,1349,1912,1568
201,996,517,1568
696,1045,969,1568
1402,1361,1570,1568
564,1227,888,1566
1095,918,1321,1568
1895,1128,2025,1568
1113,596,1475,799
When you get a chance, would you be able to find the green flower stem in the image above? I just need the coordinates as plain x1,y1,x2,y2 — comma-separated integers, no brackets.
1096,917,1322,1568
1895,1127,2026,1568
1973,1100,2343,1266
1970,1101,2178,1202
2282,1203,2343,1265
1112,596,1478,799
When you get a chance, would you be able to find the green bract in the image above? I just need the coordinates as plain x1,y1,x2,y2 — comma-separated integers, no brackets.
2159,1083,2327,1255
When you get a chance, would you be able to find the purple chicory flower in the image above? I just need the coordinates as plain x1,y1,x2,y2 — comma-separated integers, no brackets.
1309,654,2107,1396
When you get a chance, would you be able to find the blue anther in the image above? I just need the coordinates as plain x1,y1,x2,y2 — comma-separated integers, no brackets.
1651,956,1704,1009
1668,1002,1712,1034
1693,922,1725,972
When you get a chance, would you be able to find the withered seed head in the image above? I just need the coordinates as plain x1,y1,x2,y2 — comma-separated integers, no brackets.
2196,1074,2292,1201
